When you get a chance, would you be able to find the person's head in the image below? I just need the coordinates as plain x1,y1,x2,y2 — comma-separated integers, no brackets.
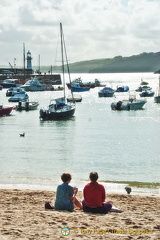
61,173,72,183
89,172,99,182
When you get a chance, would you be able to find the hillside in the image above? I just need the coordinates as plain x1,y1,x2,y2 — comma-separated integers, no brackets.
34,52,160,73
68,52,160,73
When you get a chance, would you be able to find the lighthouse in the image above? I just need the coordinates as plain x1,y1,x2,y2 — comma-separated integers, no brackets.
27,50,32,70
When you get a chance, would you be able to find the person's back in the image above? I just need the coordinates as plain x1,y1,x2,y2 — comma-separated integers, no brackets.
82,172,112,214
83,181,105,207
54,173,82,212
55,182,74,212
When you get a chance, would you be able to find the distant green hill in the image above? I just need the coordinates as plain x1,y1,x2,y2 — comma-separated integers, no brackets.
35,51,160,73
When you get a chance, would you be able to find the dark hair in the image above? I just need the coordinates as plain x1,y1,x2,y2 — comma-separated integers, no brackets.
89,172,98,182
61,173,72,183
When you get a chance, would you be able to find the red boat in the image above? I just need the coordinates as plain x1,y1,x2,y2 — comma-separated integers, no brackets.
0,105,13,116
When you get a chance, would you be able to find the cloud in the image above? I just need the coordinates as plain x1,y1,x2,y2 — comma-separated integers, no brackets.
0,0,160,66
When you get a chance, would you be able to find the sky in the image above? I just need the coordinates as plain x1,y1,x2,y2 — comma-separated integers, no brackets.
0,0,160,67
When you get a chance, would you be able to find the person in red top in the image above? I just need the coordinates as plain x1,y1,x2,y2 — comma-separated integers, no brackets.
82,172,112,214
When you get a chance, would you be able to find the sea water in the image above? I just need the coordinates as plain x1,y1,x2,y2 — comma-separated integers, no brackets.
0,73,160,195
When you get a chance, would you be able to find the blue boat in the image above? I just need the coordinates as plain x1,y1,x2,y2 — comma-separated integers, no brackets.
140,90,155,97
1,78,22,88
116,85,129,92
98,87,115,97
71,82,90,92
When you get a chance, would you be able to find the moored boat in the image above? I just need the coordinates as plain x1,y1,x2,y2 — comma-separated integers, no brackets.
111,94,147,111
135,85,152,92
0,105,14,116
1,78,22,88
66,78,105,89
116,85,129,92
67,93,82,102
6,87,26,97
8,92,29,102
39,23,75,121
140,90,155,97
21,76,46,91
16,100,39,111
154,76,160,103
70,82,90,92
98,87,115,97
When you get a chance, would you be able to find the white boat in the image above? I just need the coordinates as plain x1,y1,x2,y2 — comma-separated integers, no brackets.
111,94,147,111
16,100,39,110
154,76,160,103
8,92,29,102
21,76,46,91
39,23,75,120
67,94,82,102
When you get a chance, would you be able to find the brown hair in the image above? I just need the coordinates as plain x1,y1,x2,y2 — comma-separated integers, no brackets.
89,172,99,182
61,173,72,183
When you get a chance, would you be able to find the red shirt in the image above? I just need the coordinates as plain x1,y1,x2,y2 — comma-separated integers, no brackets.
83,182,106,208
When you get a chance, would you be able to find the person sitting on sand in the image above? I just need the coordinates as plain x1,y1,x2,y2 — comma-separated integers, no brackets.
82,172,112,214
54,173,82,212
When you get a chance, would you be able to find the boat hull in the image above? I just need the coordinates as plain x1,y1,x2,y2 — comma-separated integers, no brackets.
16,101,39,111
154,96,160,103
67,94,82,102
111,100,146,111
39,107,75,120
98,92,114,97
140,91,155,97
71,87,90,92
21,85,46,91
0,106,13,116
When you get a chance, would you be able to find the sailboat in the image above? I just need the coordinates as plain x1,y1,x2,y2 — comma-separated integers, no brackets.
154,75,160,103
39,23,75,120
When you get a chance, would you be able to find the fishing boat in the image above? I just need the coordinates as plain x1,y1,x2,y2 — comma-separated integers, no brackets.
39,23,75,120
70,82,90,92
66,78,104,89
111,94,147,111
0,105,14,116
98,87,115,97
154,76,160,103
21,76,46,91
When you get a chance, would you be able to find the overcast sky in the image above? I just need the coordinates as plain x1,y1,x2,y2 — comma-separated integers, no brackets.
0,0,160,67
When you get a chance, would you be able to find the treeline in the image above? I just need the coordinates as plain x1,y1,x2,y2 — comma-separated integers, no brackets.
35,52,160,73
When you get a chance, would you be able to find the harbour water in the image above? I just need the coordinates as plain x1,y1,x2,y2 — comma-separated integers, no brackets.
0,73,160,195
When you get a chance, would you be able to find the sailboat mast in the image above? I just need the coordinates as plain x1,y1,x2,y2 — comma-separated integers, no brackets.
23,42,26,82
60,23,74,99
60,23,66,99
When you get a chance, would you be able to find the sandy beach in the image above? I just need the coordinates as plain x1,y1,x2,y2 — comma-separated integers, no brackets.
0,189,159,240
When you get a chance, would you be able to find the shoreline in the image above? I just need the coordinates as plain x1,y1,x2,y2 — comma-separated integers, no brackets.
0,182,159,197
0,188,160,239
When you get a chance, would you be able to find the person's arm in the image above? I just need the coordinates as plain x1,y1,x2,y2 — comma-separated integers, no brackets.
70,187,78,202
